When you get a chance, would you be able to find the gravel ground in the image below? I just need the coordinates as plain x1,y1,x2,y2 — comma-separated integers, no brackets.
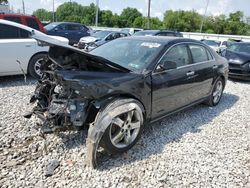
0,76,249,188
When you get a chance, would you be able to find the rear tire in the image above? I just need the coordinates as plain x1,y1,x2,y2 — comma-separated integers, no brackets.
99,99,144,154
28,53,47,79
206,77,224,106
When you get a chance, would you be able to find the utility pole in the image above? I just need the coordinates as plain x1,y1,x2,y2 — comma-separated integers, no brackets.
199,0,210,33
22,0,25,14
147,0,151,29
52,0,55,22
95,0,99,27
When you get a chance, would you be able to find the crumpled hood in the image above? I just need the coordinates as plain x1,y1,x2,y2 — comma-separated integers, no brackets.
55,70,145,99
79,36,101,43
225,50,250,64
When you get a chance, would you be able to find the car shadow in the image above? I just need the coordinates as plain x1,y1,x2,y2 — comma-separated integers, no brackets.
228,78,250,84
96,93,239,170
0,75,36,88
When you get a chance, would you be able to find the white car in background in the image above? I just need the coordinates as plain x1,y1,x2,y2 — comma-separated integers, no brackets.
0,20,68,79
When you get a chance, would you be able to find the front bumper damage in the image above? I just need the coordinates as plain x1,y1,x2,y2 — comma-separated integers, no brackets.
25,74,103,168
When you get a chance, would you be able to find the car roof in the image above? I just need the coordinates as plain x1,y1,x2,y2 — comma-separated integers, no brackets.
49,22,85,25
120,36,201,45
0,13,37,18
0,19,40,32
137,30,179,33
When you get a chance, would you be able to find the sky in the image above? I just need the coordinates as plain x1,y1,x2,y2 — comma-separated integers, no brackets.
7,0,250,20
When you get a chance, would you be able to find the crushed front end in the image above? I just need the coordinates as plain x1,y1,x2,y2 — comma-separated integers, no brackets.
30,76,89,132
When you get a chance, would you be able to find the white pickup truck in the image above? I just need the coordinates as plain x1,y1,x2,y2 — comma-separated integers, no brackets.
0,20,68,79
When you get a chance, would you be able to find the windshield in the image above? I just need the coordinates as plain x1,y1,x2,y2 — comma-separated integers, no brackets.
90,38,163,72
92,31,112,38
227,43,250,54
44,23,58,31
202,40,219,46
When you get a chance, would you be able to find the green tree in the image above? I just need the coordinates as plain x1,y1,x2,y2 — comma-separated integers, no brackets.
56,2,85,23
100,10,113,27
81,3,99,25
33,9,52,21
150,17,163,29
133,16,146,28
120,7,142,27
224,11,246,35
163,10,202,32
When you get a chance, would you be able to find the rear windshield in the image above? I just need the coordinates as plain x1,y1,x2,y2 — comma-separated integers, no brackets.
3,16,22,24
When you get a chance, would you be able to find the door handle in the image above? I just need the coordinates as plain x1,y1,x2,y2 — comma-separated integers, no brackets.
186,71,195,76
213,65,218,69
25,44,32,47
65,33,69,35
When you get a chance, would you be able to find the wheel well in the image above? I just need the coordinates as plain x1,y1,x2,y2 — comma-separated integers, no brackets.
85,95,147,125
27,52,48,74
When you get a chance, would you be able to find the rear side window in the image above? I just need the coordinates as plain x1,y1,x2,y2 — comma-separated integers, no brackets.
66,24,81,31
0,24,19,39
0,24,30,39
189,45,209,63
20,29,31,38
3,16,22,24
160,44,190,67
26,18,40,30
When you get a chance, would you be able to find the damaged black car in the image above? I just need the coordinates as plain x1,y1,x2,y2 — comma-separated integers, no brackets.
25,34,229,168
221,42,250,80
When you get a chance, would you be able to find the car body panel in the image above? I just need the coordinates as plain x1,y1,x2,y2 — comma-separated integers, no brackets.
0,20,68,76
222,43,250,79
0,14,45,32
45,22,90,45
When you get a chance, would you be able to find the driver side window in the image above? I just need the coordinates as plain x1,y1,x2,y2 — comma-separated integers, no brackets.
160,44,190,67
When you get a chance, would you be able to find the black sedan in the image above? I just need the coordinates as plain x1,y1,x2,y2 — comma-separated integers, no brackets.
26,35,228,168
221,42,250,80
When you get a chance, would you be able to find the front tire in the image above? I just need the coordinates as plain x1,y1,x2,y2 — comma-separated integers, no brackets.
28,53,47,79
99,99,144,154
207,77,224,106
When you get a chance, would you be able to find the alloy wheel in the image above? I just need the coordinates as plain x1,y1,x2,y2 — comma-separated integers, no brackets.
213,80,223,104
109,109,142,148
34,58,44,77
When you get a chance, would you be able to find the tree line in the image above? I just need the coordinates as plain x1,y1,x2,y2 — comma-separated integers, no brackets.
32,2,250,35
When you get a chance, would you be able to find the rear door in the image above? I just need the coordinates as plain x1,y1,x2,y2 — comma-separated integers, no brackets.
188,44,216,100
66,24,88,45
0,23,37,75
151,44,198,119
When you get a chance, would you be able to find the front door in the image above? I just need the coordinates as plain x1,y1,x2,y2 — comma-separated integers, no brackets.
151,44,198,119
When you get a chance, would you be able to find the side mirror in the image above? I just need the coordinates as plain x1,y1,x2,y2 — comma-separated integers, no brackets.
54,28,58,32
157,61,177,72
